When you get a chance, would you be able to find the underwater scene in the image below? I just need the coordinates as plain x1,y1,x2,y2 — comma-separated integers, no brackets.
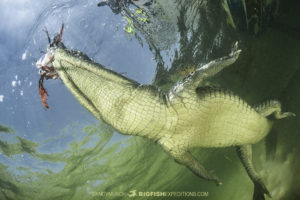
0,0,299,199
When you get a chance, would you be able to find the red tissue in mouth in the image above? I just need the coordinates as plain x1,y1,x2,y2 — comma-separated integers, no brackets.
37,23,64,109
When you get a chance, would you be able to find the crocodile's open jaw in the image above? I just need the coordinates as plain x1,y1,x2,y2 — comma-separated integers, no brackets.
35,45,115,120
42,46,138,122
36,44,104,113
36,46,101,118
36,23,65,109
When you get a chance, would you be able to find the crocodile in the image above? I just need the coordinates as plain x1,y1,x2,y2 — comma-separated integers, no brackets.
37,27,295,200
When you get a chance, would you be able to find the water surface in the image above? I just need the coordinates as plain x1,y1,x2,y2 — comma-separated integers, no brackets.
0,0,299,199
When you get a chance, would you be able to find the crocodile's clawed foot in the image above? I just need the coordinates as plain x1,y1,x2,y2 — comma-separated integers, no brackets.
230,41,242,58
253,179,271,200
279,112,296,119
274,111,296,119
209,170,222,186
255,100,296,120
215,180,223,186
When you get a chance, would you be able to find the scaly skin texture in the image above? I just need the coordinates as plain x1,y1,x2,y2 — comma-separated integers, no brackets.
52,46,271,146
46,44,294,200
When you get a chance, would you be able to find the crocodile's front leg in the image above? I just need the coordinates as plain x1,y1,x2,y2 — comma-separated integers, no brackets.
158,137,222,186
236,145,271,200
181,42,241,90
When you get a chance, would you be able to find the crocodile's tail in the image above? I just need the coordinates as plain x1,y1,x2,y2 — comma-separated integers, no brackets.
255,100,296,119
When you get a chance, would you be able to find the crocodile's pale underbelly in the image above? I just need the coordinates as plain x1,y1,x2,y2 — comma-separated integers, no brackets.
52,47,272,148
110,88,273,148
168,91,273,148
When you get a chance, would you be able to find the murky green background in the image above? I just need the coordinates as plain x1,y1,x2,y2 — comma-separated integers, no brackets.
0,0,299,199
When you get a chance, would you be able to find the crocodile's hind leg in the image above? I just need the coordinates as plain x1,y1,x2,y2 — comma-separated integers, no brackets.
158,137,222,186
236,145,271,200
255,100,296,119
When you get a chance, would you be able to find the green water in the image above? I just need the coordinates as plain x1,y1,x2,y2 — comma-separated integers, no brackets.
1,0,300,200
